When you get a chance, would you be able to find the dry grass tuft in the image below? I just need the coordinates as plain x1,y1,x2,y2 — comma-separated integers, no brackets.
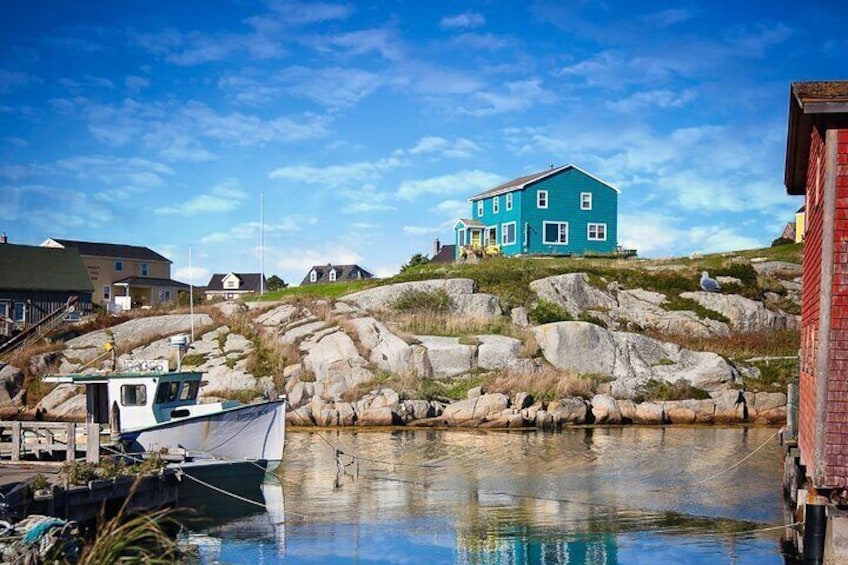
484,366,603,401
389,311,517,339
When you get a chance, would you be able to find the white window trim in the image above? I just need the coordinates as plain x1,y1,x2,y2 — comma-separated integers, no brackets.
506,193,513,211
501,222,516,246
580,192,592,210
523,223,529,247
103,285,111,301
493,196,499,214
537,190,548,209
309,270,317,283
543,221,569,245
329,269,337,282
587,222,607,241
477,201,483,216
13,302,25,322
458,228,465,246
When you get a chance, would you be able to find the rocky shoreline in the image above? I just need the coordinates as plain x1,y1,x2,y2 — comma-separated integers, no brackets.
0,263,799,430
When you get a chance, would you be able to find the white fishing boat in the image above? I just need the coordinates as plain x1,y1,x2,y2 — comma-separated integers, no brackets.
43,358,286,471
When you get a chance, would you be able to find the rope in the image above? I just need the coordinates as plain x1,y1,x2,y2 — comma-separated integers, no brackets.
312,430,446,469
656,429,780,491
173,468,267,510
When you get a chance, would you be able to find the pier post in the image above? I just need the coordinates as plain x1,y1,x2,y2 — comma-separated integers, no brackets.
86,423,100,464
65,423,76,462
11,421,21,461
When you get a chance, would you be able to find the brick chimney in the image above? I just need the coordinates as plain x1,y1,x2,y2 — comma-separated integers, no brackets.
433,236,441,257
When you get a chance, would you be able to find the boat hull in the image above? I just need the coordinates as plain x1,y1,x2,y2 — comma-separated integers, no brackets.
121,400,286,470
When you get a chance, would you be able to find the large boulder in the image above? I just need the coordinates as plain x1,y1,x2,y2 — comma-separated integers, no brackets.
547,398,589,425
752,261,802,278
414,336,476,378
680,291,800,333
442,393,510,424
0,364,24,407
302,330,372,399
530,273,616,317
591,394,621,424
255,304,299,327
65,314,213,362
611,289,729,337
476,335,536,372
534,322,738,397
344,279,502,319
347,317,431,377
201,366,259,395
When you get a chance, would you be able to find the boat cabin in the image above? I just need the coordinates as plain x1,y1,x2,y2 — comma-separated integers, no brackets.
44,359,237,433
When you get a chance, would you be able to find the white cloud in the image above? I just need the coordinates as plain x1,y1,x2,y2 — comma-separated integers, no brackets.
605,89,696,113
397,170,502,201
440,12,486,30
125,75,151,91
459,79,554,116
310,28,404,61
200,218,301,244
269,156,402,187
409,136,481,158
156,179,248,216
174,265,210,286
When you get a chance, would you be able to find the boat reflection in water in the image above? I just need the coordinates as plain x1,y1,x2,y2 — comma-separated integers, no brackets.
180,427,793,564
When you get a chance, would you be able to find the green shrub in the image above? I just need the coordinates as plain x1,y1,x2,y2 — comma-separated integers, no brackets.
392,288,454,314
530,300,572,324
577,312,607,328
664,295,730,324
633,379,711,403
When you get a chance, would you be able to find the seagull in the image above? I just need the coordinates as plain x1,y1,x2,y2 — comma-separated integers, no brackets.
700,271,721,293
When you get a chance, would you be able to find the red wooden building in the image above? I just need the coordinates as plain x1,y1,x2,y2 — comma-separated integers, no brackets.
785,81,848,490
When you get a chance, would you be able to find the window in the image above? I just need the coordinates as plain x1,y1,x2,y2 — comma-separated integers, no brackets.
493,196,499,214
458,229,465,245
537,191,548,209
159,289,171,302
103,285,111,301
506,193,513,211
477,201,483,216
0,302,7,318
156,381,181,403
329,269,337,282
543,221,569,245
12,302,25,322
115,260,123,272
141,263,148,276
309,270,317,283
587,223,607,241
486,226,497,245
225,279,238,289
121,384,147,406
179,381,200,401
580,192,593,210
501,222,516,245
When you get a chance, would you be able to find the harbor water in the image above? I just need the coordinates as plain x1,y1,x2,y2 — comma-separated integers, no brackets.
182,427,793,564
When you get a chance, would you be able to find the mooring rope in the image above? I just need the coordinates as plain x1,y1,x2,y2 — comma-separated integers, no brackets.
654,429,780,491
312,429,447,469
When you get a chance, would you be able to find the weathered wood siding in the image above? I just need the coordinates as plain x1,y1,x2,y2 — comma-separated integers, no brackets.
0,290,92,335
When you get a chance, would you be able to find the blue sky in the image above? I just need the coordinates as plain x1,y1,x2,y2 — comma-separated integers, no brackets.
1,1,845,286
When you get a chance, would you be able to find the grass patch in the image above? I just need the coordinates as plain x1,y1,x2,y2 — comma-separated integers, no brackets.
391,312,515,338
577,312,607,328
664,295,730,324
529,300,572,325
181,353,207,367
392,288,454,314
245,279,377,301
633,379,711,403
213,389,263,403
484,366,610,401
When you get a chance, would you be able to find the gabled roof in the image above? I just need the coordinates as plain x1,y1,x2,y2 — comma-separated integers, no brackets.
785,81,848,195
431,244,456,264
114,276,189,289
0,243,93,293
43,239,172,263
469,164,620,202
301,264,374,286
455,218,485,229
205,273,266,292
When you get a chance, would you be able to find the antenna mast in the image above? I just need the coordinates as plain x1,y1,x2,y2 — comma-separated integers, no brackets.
260,191,265,295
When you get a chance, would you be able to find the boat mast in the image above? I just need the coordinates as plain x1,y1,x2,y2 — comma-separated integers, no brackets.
260,191,265,296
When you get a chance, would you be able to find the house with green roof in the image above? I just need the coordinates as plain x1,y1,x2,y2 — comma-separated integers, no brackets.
454,164,620,260
0,241,93,338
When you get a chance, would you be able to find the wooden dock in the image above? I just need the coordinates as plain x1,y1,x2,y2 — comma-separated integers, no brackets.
0,420,102,464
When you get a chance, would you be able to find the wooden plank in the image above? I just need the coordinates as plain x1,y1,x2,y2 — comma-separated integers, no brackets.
11,421,21,462
65,422,76,462
86,423,99,464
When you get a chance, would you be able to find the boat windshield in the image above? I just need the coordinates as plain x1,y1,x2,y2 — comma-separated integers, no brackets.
154,379,200,404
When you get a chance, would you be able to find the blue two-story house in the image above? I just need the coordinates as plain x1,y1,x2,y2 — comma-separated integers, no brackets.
454,164,619,259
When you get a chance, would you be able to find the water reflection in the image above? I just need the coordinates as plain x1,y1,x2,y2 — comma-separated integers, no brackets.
184,427,789,564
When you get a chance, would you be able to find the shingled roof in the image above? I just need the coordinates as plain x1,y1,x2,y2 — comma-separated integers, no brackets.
46,239,171,263
206,273,267,292
785,81,848,195
301,264,374,286
468,164,620,202
0,243,93,292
